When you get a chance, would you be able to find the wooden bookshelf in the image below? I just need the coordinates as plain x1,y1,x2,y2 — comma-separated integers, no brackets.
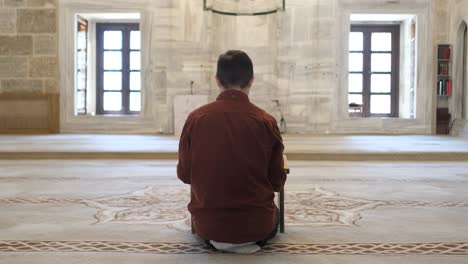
436,108,450,135
436,44,452,97
436,44,452,135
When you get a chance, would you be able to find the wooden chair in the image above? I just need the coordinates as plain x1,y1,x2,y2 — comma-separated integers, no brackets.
191,155,289,234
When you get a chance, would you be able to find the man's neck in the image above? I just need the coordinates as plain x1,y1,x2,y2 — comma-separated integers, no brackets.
220,87,250,96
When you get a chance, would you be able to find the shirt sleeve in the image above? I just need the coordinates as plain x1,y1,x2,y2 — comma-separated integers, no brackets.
177,115,193,185
268,118,287,192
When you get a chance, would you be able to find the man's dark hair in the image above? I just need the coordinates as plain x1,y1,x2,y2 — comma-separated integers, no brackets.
216,50,254,89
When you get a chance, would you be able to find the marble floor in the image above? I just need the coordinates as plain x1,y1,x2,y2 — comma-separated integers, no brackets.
1,134,468,160
1,160,468,263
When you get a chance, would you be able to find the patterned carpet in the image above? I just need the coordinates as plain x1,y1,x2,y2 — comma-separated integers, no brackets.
2,186,468,230
1,160,468,263
1,186,468,255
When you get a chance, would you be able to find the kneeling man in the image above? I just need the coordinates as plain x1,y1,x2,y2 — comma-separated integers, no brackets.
177,50,287,253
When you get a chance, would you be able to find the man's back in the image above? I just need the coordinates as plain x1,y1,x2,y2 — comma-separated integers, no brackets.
177,89,286,243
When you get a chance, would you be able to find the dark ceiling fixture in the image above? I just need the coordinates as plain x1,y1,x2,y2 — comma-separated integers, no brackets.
203,0,285,16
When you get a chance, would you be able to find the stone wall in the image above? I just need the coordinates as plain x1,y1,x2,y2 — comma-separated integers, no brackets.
57,0,444,134
447,0,468,123
0,0,57,94
154,0,280,132
147,0,437,135
276,1,337,133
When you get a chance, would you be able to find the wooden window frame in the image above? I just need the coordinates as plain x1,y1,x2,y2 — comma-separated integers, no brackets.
350,24,400,117
96,23,140,115
76,16,88,115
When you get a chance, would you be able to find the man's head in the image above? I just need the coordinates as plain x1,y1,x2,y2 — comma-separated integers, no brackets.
216,50,254,92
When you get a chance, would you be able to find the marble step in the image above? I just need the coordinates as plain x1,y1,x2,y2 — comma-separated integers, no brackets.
1,150,468,161
2,135,468,161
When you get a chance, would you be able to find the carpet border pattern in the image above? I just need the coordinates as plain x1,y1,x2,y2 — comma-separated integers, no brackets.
1,241,467,255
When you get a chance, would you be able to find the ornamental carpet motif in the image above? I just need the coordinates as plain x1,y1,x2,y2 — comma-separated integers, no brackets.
3,186,468,231
1,186,468,255
81,186,468,230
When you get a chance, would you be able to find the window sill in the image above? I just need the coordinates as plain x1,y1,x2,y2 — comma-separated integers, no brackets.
347,116,416,120
75,113,142,118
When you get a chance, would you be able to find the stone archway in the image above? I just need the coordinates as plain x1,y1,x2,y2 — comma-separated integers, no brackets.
453,20,468,137
462,21,467,120
453,20,468,121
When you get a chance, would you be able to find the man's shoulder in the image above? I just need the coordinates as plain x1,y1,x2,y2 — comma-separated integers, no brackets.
249,103,277,124
187,101,220,119
187,100,276,124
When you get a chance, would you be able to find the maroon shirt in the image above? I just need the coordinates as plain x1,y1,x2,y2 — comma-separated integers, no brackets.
177,89,287,243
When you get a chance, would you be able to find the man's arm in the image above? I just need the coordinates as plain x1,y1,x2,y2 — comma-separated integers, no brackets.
268,119,287,192
177,115,193,184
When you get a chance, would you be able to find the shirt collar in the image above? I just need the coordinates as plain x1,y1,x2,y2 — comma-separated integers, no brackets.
216,89,250,102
